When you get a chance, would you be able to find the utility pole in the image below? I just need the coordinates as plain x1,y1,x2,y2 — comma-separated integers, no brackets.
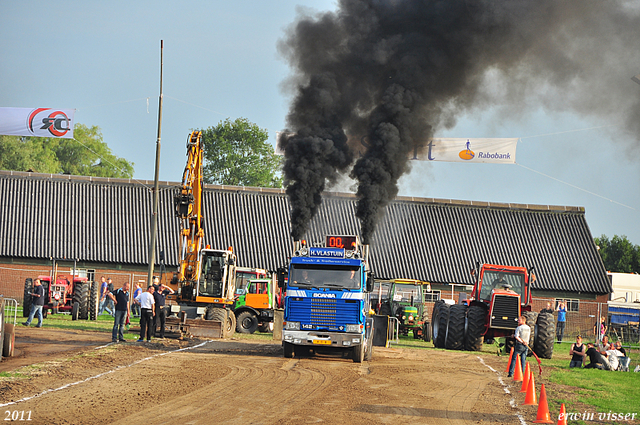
147,40,164,286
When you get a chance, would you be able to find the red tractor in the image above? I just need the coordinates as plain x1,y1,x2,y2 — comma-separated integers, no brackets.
23,275,99,321
432,263,555,359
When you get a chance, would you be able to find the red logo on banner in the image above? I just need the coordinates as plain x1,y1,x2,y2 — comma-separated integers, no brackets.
28,108,71,137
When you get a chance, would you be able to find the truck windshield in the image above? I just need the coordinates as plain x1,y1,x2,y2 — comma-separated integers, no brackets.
199,252,226,297
392,283,423,303
289,265,361,290
479,270,525,301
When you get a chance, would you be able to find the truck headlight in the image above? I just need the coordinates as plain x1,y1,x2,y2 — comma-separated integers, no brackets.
345,324,362,333
284,321,300,331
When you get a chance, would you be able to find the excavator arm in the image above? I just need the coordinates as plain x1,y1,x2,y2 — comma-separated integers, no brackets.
174,131,205,291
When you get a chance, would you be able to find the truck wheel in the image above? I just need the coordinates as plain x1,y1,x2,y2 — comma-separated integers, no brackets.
283,342,294,358
422,322,432,342
365,334,373,361
431,300,449,348
522,311,538,354
79,283,90,320
236,311,259,334
534,312,555,359
446,304,467,350
353,341,365,363
89,281,99,320
3,324,15,357
465,305,486,352
23,279,33,317
71,301,80,321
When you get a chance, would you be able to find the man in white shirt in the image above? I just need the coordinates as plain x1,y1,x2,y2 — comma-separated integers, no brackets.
135,285,155,342
507,316,531,377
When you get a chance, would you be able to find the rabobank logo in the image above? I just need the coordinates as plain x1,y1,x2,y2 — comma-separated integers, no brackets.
459,139,475,160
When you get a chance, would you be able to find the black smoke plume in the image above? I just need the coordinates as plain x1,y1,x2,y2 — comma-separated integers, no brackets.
279,0,640,244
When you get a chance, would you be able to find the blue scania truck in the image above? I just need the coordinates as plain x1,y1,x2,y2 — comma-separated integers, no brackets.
282,236,374,363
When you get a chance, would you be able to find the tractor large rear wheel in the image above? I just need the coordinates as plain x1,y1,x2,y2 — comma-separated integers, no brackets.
445,304,467,350
522,311,538,354
465,305,486,352
534,312,555,359
431,300,449,348
78,283,90,320
89,281,99,320
23,279,33,317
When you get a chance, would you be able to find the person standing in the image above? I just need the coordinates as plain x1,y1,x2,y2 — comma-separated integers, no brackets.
98,276,109,315
153,282,174,339
106,278,115,316
593,316,607,342
507,316,531,377
556,301,567,343
540,302,554,314
108,281,130,342
131,283,142,317
23,278,45,327
569,335,586,368
136,285,155,342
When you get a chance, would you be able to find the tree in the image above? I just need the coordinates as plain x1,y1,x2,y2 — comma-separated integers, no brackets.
200,118,282,188
0,123,134,178
594,234,640,274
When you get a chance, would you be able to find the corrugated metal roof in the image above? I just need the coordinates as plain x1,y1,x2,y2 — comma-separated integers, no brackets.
0,170,611,294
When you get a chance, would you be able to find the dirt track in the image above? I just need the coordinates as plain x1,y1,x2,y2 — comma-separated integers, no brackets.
1,328,538,424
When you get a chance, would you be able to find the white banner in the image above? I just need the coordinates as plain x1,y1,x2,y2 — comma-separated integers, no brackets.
0,107,75,139
415,138,517,164
276,133,518,164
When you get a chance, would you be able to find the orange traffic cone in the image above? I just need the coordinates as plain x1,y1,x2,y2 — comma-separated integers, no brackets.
505,347,514,372
520,362,531,392
557,403,567,425
533,384,554,424
513,356,523,382
524,369,537,405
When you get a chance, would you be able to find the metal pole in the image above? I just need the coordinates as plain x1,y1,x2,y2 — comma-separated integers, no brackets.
147,40,164,287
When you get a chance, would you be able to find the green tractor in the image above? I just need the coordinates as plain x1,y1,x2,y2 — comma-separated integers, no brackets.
375,279,431,341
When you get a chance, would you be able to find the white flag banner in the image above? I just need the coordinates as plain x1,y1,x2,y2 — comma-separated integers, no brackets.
276,133,518,164
0,107,75,139
414,138,518,164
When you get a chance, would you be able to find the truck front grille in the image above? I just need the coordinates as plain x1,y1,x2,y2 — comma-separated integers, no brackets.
287,298,360,330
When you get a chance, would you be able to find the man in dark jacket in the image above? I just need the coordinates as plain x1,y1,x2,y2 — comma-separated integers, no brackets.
152,279,174,339
23,278,46,327
584,343,609,370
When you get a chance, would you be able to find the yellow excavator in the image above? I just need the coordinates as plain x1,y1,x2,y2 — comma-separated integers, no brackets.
167,130,237,338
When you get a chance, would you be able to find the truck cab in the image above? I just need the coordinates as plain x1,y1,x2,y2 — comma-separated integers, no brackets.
282,237,374,362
